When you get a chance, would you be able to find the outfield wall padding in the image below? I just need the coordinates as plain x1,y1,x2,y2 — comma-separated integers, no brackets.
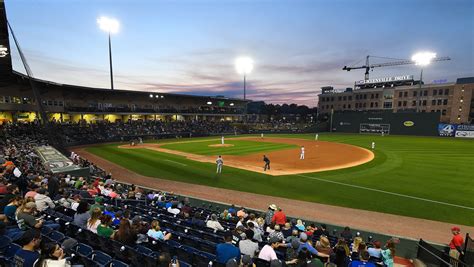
332,111,440,136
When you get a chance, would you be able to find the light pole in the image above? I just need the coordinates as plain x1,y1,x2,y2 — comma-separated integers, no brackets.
235,57,254,100
411,52,437,112
97,16,120,90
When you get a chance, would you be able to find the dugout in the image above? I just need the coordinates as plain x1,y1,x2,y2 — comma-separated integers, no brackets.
331,111,440,136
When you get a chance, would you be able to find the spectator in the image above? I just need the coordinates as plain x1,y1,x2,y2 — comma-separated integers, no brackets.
340,226,353,241
0,185,19,211
314,224,330,237
86,208,102,233
37,242,67,267
349,250,375,267
271,208,286,226
113,219,137,246
206,214,225,231
147,220,171,241
191,212,206,228
265,204,277,226
297,233,330,259
216,231,241,264
239,230,259,257
286,229,300,244
286,239,300,263
237,207,247,218
97,214,114,238
367,241,382,259
281,222,292,237
3,195,22,221
381,239,396,267
259,236,297,265
247,221,263,242
14,229,42,267
268,224,284,242
73,201,90,228
295,219,305,231
333,245,350,267
449,226,464,263
47,176,60,199
17,202,59,230
89,196,104,213
232,225,245,246
315,236,333,255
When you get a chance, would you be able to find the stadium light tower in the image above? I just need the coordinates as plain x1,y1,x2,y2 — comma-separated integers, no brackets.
97,16,120,90
235,57,254,100
412,52,437,112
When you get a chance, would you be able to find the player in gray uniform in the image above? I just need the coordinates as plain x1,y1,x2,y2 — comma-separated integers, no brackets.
216,155,224,174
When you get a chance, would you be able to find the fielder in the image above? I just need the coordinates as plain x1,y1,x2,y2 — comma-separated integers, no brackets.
221,136,224,145
300,146,305,160
315,133,319,141
261,133,264,139
263,155,271,171
216,155,223,174
371,141,375,150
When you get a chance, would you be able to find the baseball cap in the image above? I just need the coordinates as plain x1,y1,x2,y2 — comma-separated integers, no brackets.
451,226,461,232
299,232,308,241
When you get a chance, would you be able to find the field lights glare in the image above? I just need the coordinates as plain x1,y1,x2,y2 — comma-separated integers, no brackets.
411,52,436,66
97,16,120,34
235,57,254,75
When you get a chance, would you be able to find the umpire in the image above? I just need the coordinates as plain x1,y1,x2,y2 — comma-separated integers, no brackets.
263,155,270,171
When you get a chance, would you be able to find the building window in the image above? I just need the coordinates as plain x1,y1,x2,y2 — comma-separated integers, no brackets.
432,100,436,105
403,101,407,107
343,104,346,109
438,89,443,95
442,110,447,115
423,100,427,106
375,93,379,98
437,99,442,105
363,103,366,107
370,102,374,108
375,102,378,107
364,94,367,99
433,90,437,96
444,89,449,95
443,99,448,105
398,101,401,107
399,92,403,97
338,96,342,101
349,96,352,100
404,92,408,97
412,100,417,106
343,96,347,101
348,104,351,109
331,97,335,101
383,102,392,109
413,91,417,97
424,90,428,96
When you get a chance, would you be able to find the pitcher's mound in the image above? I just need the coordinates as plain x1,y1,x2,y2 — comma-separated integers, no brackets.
208,144,234,147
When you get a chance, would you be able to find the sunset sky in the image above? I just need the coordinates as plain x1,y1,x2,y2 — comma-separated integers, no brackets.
5,0,474,106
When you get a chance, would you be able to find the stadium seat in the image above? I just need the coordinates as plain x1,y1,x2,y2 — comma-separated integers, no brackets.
75,242,93,257
0,235,12,253
48,230,66,242
3,243,21,260
109,259,130,267
89,250,112,266
179,260,193,267
254,258,271,267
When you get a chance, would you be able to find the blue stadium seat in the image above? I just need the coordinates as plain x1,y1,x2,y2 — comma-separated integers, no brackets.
48,230,66,242
4,243,21,260
74,242,93,257
109,259,130,267
89,250,112,266
0,235,12,253
179,260,192,267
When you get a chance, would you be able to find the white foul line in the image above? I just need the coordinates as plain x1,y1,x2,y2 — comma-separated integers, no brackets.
164,159,187,167
297,174,474,211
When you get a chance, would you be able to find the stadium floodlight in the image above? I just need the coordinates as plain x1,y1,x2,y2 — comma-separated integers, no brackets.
207,101,212,105
149,94,153,98
411,51,437,112
230,103,234,106
411,52,437,66
235,56,254,100
97,16,120,90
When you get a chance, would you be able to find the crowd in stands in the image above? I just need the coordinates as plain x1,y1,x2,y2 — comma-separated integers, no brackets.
1,122,398,267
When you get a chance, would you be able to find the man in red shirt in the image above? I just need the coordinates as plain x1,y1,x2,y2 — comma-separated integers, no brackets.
449,226,464,263
271,208,286,226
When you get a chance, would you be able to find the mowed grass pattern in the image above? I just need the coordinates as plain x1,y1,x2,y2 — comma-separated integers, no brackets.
160,139,296,155
85,133,474,225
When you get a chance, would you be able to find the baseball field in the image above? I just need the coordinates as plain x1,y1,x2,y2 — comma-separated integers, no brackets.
84,133,474,226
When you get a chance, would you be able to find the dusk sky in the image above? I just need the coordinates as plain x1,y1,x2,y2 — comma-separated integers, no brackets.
5,0,474,107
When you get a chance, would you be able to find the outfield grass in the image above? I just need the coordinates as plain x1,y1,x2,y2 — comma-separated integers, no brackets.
160,139,296,155
85,133,474,225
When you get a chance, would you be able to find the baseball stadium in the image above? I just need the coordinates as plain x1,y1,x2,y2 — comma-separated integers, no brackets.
0,1,473,267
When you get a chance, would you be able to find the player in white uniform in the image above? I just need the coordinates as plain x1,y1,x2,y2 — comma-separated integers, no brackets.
221,136,224,145
216,155,223,174
315,134,319,141
261,133,264,139
300,146,305,160
371,142,375,150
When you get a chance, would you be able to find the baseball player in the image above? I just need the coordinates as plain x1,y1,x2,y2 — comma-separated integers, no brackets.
216,155,223,174
261,133,264,139
371,141,375,150
315,133,319,141
263,155,271,171
300,146,305,160
221,135,224,145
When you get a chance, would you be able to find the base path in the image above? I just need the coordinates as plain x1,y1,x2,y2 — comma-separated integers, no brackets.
119,137,374,176
75,147,473,245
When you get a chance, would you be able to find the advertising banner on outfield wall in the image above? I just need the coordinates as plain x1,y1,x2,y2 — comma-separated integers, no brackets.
438,124,457,137
455,124,474,138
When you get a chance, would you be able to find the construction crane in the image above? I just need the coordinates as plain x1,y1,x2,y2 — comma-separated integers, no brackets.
342,55,451,81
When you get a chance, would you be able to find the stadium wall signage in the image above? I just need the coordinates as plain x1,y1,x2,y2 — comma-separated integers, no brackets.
438,123,474,138
35,146,89,175
403,121,415,127
355,75,414,85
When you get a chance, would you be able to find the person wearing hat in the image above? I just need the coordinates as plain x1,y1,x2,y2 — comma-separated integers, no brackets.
265,204,277,226
216,231,241,264
89,196,104,214
297,233,330,259
315,236,333,255
14,229,42,267
449,226,464,262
